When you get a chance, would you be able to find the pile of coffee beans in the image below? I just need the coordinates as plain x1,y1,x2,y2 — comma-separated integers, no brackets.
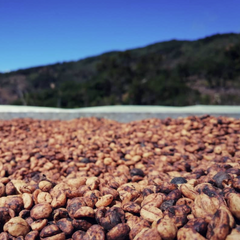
0,115,240,239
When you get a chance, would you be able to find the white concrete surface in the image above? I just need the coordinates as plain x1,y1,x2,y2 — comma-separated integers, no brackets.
1,105,240,113
0,105,239,122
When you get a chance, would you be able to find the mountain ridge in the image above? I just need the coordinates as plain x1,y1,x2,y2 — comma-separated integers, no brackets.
0,32,240,107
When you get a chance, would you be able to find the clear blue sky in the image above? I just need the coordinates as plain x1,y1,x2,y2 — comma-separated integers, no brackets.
0,0,239,72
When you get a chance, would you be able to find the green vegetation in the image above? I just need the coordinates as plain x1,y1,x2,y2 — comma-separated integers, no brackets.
1,33,240,107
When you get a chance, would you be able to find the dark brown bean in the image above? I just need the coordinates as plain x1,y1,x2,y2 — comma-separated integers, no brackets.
56,218,74,235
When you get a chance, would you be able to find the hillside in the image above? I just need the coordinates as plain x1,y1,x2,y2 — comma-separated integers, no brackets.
0,33,240,107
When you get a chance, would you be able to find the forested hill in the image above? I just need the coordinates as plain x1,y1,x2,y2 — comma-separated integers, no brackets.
0,33,240,107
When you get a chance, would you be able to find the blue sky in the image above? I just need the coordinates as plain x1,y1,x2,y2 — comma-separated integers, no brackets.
0,0,239,72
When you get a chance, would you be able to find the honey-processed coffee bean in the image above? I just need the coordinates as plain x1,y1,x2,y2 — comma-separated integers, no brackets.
206,208,231,240
80,158,91,163
0,232,9,240
25,231,39,240
165,189,182,202
122,201,141,214
133,228,161,240
39,224,61,238
30,219,48,231
0,183,5,197
52,208,69,221
5,182,17,195
2,196,24,215
226,227,240,240
184,217,208,236
72,219,92,231
141,193,165,208
19,209,30,219
157,216,177,240
56,218,74,235
66,197,86,218
1,116,240,239
130,168,144,177
39,181,53,192
212,171,231,189
160,200,175,212
3,217,30,237
170,177,187,184
84,225,105,240
72,230,86,240
96,206,125,231
106,223,130,240
0,207,14,230
40,232,66,240
73,206,95,218
30,203,52,220
177,226,207,240
140,206,163,222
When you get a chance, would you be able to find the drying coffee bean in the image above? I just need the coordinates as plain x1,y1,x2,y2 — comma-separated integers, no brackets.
130,168,144,177
170,177,187,184
160,200,175,212
0,116,240,239
80,158,91,163
212,171,231,189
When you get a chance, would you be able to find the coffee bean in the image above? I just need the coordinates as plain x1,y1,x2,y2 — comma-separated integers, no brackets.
160,200,175,212
170,177,187,184
213,171,231,189
80,158,91,163
130,168,144,177
1,116,240,239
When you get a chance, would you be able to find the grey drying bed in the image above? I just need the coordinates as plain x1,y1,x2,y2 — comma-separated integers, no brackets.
0,105,240,122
